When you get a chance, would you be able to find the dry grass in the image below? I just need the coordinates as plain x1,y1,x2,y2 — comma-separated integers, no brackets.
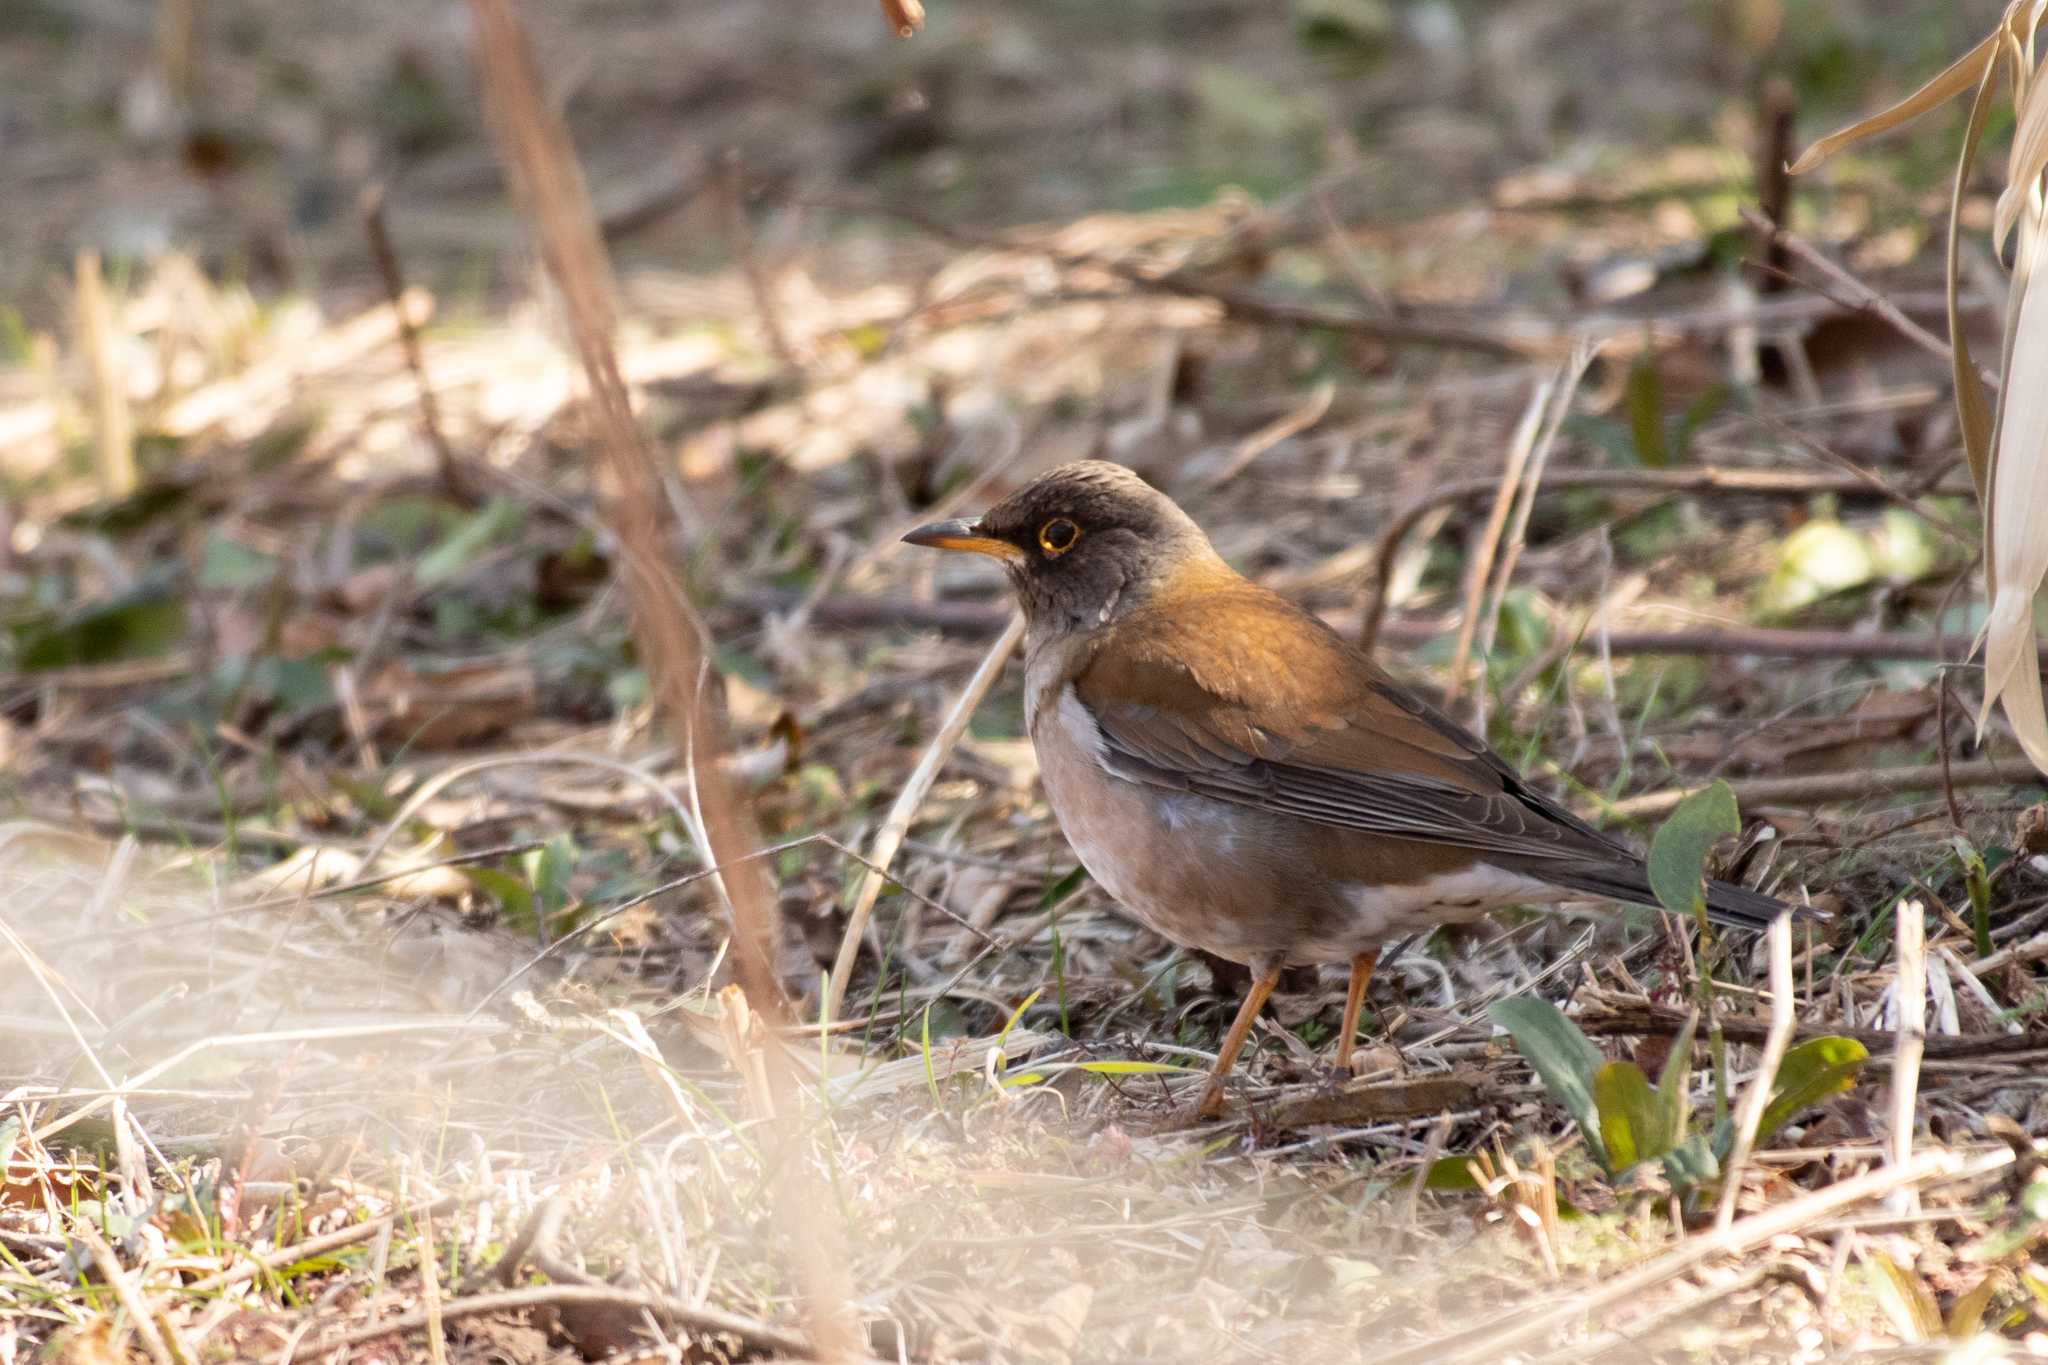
6,0,2048,1360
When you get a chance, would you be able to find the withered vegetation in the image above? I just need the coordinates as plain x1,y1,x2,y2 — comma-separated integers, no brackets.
4,1,2048,1361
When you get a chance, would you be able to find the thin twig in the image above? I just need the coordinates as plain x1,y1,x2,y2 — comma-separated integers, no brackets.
1755,409,1973,543
1471,345,1594,727
1715,913,1796,1230
284,1283,823,1362
1198,379,1335,489
361,183,466,503
719,151,799,369
466,6,854,1355
1600,758,2034,822
1572,996,2048,1062
417,1207,449,1365
75,1223,179,1365
1889,900,1928,1214
1447,367,1555,706
1380,1145,2011,1365
1738,205,1998,388
826,612,1026,1022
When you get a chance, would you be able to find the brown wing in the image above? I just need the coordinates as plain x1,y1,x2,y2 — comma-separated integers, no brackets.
1070,581,1631,866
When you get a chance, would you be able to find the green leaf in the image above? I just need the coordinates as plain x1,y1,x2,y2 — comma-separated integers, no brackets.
1593,1060,1665,1171
1656,1009,1699,1147
1648,780,1739,917
199,533,280,589
462,867,534,928
13,591,188,669
1491,997,1607,1166
1670,383,1731,465
416,498,524,585
1423,1155,1483,1192
1659,1131,1721,1194
1754,1036,1868,1143
1624,351,1667,467
523,834,577,925
1038,865,1089,912
996,987,1043,1056
1073,1060,1190,1075
920,1003,941,1108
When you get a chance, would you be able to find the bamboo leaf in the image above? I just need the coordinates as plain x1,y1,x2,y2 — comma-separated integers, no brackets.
1655,1009,1699,1146
1755,1036,1869,1141
1977,205,2048,774
1593,1060,1664,1171
1491,997,1607,1166
1947,1274,1998,1339
1788,29,2000,173
1423,1156,1483,1192
1948,55,2002,505
1865,1247,1945,1342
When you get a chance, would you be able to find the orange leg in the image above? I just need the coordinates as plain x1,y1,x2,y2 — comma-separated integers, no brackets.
1336,948,1380,1073
1196,963,1283,1119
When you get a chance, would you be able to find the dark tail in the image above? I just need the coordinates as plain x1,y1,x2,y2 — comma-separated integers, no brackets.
1531,862,1815,932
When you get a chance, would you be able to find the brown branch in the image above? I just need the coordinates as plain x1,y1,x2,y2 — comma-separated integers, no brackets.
468,0,779,1012
719,151,799,369
1750,79,1796,296
362,183,467,503
1261,1069,1486,1128
1356,465,1977,652
1602,758,2035,822
1574,996,2048,1063
1737,205,1998,389
285,1283,822,1363
466,4,857,1358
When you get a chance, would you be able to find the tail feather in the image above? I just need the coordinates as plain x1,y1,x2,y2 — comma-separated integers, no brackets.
1529,862,1814,932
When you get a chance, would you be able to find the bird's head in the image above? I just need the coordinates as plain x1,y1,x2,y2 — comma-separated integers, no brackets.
903,461,1215,637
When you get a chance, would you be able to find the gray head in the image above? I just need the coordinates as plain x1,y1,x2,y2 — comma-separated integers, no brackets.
903,461,1215,636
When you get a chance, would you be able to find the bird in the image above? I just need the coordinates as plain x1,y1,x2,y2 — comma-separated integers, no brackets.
904,460,1800,1118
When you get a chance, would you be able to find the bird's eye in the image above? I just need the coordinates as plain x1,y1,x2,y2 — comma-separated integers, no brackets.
1037,518,1081,556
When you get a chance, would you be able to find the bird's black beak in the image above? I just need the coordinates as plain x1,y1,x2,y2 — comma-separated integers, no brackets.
901,517,1025,563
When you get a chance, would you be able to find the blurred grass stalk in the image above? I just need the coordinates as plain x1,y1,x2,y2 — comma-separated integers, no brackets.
74,248,137,500
1793,2,2048,775
465,0,859,1357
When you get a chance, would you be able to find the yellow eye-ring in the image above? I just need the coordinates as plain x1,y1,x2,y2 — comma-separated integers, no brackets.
1038,518,1081,556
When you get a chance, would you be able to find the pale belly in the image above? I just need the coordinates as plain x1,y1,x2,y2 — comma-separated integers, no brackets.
1026,670,1558,967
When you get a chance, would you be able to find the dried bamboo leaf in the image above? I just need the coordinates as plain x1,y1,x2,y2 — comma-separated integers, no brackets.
1996,62,2048,248
1950,56,2006,505
1789,30,2000,173
1978,207,2048,772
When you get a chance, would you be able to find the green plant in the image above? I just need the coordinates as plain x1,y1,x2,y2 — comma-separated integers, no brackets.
1489,996,1867,1205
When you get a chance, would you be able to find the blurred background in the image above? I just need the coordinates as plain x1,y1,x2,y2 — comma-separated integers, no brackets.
0,0,2005,314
